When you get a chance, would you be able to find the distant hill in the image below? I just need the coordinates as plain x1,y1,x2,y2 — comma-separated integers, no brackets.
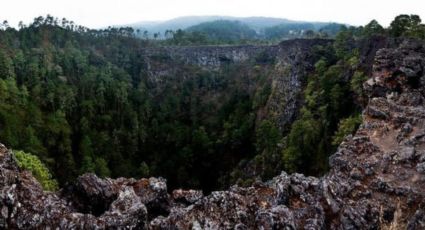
126,16,294,34
124,16,346,39
186,20,258,41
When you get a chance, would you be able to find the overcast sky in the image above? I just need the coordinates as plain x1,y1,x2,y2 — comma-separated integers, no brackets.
1,0,425,28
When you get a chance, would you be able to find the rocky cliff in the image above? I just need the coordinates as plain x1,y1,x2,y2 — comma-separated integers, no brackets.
143,39,332,133
142,39,331,71
1,39,425,229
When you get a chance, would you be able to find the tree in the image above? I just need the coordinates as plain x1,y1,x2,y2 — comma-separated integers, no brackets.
333,26,355,59
304,30,316,38
94,157,111,177
389,14,423,37
363,20,385,37
22,126,46,156
282,115,320,173
1,20,10,30
0,50,15,79
80,155,95,174
350,71,368,97
332,115,362,146
79,136,95,173
138,162,150,178
256,120,281,152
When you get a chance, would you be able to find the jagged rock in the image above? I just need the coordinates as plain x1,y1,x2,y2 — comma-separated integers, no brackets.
101,187,148,228
172,189,203,205
65,173,119,216
1,39,425,229
408,210,425,229
417,162,425,174
365,105,390,119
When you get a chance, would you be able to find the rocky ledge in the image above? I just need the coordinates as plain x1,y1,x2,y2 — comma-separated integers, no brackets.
1,40,425,229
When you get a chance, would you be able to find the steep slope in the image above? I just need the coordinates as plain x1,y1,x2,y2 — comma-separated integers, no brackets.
0,39,424,229
142,39,332,132
139,39,333,190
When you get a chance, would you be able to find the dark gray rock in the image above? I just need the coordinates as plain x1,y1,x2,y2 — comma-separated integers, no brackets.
417,162,425,174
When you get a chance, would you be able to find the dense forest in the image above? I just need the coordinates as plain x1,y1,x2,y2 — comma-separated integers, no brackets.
0,14,424,192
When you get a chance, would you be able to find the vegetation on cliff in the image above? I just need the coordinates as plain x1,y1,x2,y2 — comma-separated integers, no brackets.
13,150,59,191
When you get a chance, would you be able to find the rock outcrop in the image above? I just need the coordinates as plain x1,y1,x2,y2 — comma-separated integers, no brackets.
142,39,331,71
1,39,425,229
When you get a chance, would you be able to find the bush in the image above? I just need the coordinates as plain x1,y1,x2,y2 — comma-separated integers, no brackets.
138,161,150,178
94,157,111,178
332,115,362,146
350,71,368,97
13,150,58,191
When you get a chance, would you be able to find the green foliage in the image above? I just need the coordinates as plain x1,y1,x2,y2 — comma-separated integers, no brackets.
94,157,111,177
282,115,320,173
264,22,345,39
13,150,58,191
187,20,257,42
332,115,362,146
362,20,385,37
138,162,150,178
350,71,368,97
252,83,271,109
389,14,424,38
256,120,281,152
265,23,316,39
165,29,209,45
80,155,95,173
282,40,362,175
318,23,346,37
314,59,328,73
334,27,355,59
0,50,15,79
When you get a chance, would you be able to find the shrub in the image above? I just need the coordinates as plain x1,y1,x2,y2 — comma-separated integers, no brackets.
350,71,368,97
13,150,58,191
332,115,362,146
